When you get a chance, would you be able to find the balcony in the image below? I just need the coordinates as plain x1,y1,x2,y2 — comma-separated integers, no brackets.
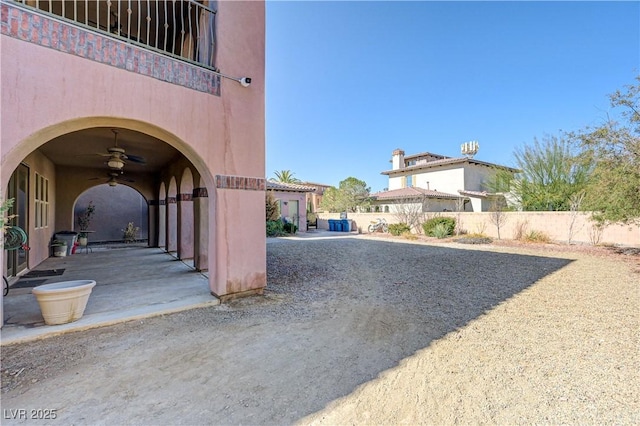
3,0,220,94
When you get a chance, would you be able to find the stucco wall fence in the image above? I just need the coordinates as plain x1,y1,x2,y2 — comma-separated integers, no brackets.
317,212,639,247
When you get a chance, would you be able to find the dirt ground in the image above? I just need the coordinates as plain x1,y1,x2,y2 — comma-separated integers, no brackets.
1,236,638,425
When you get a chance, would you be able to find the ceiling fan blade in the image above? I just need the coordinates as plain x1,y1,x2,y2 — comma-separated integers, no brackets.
126,154,146,164
118,177,136,183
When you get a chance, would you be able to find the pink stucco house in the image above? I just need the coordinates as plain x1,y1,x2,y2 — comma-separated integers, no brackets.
1,0,266,325
266,181,316,232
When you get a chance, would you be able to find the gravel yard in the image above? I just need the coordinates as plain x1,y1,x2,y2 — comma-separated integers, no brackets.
1,236,638,425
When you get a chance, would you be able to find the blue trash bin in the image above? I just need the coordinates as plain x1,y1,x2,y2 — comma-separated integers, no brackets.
335,221,343,232
341,219,350,232
328,219,336,231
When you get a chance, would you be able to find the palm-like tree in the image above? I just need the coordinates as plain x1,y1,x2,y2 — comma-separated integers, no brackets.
271,170,301,183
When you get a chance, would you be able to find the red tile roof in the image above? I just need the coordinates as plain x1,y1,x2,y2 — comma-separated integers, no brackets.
371,187,462,200
266,181,317,192
381,157,519,175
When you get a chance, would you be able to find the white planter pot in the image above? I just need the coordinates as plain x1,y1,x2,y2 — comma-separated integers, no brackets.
32,280,96,325
52,244,67,257
78,237,88,246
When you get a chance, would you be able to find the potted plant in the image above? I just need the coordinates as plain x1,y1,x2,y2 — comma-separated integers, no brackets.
32,280,97,325
51,239,67,257
76,201,95,246
122,222,140,243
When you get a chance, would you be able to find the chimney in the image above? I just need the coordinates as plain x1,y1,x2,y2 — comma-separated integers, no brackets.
391,149,405,170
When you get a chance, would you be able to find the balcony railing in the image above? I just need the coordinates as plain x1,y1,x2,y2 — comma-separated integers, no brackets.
13,0,217,70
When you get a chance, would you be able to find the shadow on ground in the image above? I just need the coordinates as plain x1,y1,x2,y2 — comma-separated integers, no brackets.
1,238,574,424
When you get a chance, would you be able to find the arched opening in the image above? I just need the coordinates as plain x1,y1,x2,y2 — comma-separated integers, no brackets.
2,119,218,328
74,184,149,244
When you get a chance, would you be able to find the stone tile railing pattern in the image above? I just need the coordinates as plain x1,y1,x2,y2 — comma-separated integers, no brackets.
215,175,266,191
0,2,220,96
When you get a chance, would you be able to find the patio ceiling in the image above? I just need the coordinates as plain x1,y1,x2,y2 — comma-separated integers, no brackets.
37,127,182,175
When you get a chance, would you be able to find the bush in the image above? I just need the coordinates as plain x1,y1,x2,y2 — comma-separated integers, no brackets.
432,223,451,239
388,223,411,236
283,222,298,234
523,230,551,243
266,220,285,237
453,233,493,244
402,231,418,241
422,217,456,237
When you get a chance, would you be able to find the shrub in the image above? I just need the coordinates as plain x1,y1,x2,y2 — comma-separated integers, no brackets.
423,217,456,237
523,230,551,243
432,223,451,239
388,223,411,236
513,220,529,240
453,234,493,244
265,192,280,222
402,231,418,241
266,220,285,237
283,222,298,234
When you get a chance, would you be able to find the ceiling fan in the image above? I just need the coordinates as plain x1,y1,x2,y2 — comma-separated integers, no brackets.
96,129,147,170
89,172,135,187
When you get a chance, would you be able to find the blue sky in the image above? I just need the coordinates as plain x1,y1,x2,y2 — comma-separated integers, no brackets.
265,1,639,192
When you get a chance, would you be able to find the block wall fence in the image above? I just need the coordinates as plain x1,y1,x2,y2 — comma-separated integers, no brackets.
317,212,639,247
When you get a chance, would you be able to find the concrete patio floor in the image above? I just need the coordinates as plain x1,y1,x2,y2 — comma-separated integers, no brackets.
1,230,358,345
1,244,217,345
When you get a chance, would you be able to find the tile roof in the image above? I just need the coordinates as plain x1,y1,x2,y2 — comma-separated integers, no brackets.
266,181,317,192
371,186,462,200
381,157,519,175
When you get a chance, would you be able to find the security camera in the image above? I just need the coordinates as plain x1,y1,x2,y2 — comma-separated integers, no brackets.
239,77,251,87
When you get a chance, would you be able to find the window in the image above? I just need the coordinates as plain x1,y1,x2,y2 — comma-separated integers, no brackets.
406,175,413,188
35,173,49,228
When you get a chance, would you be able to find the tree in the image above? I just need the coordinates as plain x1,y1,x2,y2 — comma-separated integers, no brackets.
505,135,592,211
271,170,301,183
265,191,279,221
569,77,640,225
391,195,429,233
489,197,508,240
320,177,371,213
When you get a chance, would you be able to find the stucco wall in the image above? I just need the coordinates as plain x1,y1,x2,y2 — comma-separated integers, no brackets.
1,1,266,299
74,185,149,242
464,164,495,192
413,167,464,194
318,212,639,246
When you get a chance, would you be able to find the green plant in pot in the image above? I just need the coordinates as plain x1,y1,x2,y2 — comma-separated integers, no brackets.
122,222,139,243
76,201,95,246
51,239,68,257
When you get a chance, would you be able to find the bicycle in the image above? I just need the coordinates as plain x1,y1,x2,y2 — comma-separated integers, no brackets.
3,225,29,296
368,217,389,233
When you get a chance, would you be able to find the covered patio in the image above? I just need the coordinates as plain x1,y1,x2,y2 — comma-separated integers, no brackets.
1,244,218,345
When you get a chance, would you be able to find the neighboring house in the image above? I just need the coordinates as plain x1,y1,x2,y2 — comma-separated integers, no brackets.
372,148,517,212
267,181,317,232
299,181,332,213
1,0,266,325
